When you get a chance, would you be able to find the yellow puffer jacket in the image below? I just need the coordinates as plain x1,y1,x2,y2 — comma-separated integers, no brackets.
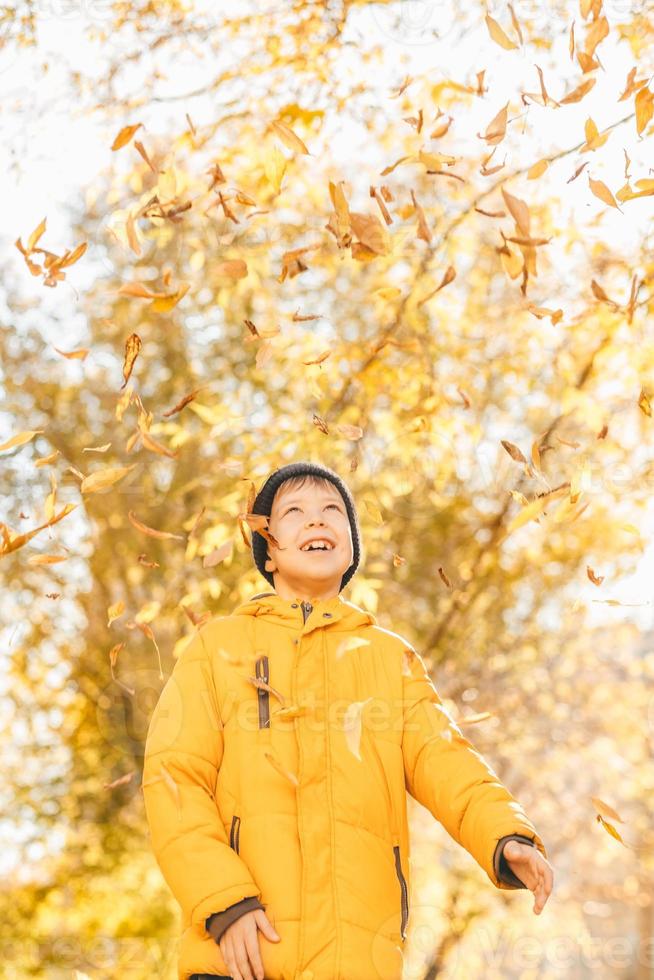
142,592,546,980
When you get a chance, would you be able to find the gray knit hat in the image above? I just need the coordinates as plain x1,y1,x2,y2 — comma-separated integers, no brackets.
251,460,361,592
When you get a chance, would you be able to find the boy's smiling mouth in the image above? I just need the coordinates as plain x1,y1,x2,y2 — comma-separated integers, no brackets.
299,536,336,552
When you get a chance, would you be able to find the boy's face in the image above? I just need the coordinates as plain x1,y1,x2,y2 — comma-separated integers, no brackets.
264,480,354,600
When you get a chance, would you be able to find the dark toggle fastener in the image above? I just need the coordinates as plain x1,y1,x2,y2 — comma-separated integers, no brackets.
291,603,298,608
323,612,332,617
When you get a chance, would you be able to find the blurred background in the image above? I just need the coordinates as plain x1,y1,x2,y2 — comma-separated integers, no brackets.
1,0,654,976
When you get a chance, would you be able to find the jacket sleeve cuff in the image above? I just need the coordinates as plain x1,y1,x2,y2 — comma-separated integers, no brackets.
206,896,266,944
493,833,538,889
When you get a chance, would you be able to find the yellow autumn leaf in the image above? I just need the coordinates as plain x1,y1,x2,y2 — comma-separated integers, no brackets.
0,430,44,452
363,497,384,524
108,600,125,626
265,143,287,194
343,698,373,761
80,464,138,494
588,176,620,210
270,119,310,154
485,14,519,50
26,554,67,565
527,159,549,179
336,636,370,660
263,749,299,786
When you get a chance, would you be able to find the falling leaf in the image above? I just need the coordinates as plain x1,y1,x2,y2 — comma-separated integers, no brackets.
263,749,299,786
249,673,286,707
637,388,651,417
139,429,179,459
591,797,624,823
343,698,373,761
596,814,627,846
159,761,182,817
0,503,77,556
459,711,493,726
579,117,609,152
264,143,287,194
80,464,137,495
527,159,549,179
82,443,111,453
559,76,596,104
501,188,530,236
111,123,143,151
26,554,67,565
336,636,370,660
104,771,134,791
635,86,654,136
485,14,518,49
215,259,248,279
438,567,452,588
501,440,528,464
54,346,89,360
128,510,185,540
586,565,605,586
588,176,620,210
478,101,509,145
108,600,125,626
417,265,456,306
270,119,310,155
336,424,364,440
363,498,384,525
121,333,142,389
0,430,44,453
203,539,234,568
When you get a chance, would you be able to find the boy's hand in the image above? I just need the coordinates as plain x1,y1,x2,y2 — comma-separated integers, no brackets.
219,907,280,980
503,840,554,914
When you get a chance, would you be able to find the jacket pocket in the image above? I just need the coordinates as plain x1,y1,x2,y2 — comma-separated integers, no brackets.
393,844,409,941
255,655,270,730
229,814,241,855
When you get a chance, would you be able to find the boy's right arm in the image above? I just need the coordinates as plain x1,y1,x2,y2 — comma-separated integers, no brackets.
142,620,262,932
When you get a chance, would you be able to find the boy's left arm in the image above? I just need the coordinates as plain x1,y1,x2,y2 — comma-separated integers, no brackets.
401,643,553,912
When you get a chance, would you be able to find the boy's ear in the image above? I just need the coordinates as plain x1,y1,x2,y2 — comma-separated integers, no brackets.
264,549,276,573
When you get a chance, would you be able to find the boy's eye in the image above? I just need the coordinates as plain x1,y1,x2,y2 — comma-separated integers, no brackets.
284,503,340,514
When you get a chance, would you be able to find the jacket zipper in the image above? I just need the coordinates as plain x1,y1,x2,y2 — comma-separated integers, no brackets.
255,655,270,729
393,844,409,941
229,814,241,854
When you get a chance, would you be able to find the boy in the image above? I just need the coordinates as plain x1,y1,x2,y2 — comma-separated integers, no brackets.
142,461,553,980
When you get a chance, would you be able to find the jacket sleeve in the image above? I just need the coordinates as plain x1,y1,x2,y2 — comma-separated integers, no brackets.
142,620,262,928
401,643,547,890
206,897,266,944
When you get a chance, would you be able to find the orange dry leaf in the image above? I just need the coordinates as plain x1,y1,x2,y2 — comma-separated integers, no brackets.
54,346,89,360
588,176,620,210
559,76,596,104
121,333,142,389
111,123,143,151
128,510,185,540
214,259,248,279
587,565,605,586
139,429,179,459
501,188,530,236
478,102,509,145
0,502,77,556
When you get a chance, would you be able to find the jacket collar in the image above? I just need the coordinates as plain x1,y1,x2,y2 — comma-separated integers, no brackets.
232,590,377,632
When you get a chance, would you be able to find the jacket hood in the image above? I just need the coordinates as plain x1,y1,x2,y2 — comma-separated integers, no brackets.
232,590,377,631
